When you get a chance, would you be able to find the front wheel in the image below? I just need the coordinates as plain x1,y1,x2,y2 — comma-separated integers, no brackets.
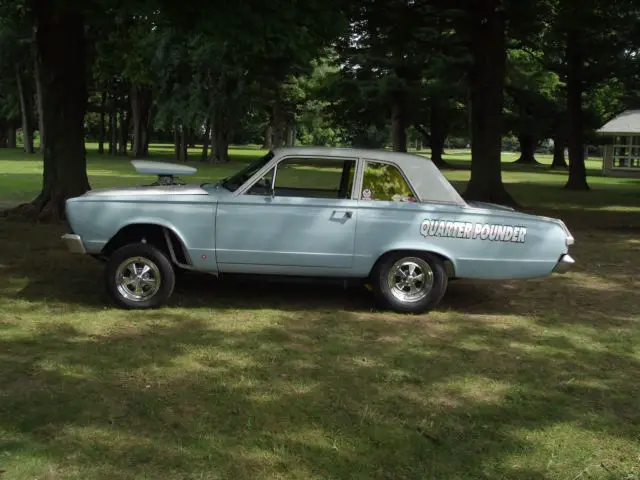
105,243,176,309
371,252,448,314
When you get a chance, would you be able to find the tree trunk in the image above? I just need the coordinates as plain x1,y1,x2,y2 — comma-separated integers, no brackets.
564,28,589,190
201,118,211,161
272,98,285,148
515,133,538,164
2,5,90,221
462,0,514,206
187,127,196,149
262,123,273,150
429,99,451,169
551,132,567,169
98,91,106,154
130,85,152,158
0,127,7,147
208,107,230,163
430,130,447,168
130,85,139,155
285,125,291,147
285,124,296,147
414,123,451,170
7,128,16,148
173,126,180,160
207,117,216,163
144,104,153,156
391,92,407,152
212,133,229,163
33,44,45,152
179,124,188,162
109,95,118,155
15,65,35,154
118,103,130,156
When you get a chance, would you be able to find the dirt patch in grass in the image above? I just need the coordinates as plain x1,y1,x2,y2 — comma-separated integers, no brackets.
0,219,639,479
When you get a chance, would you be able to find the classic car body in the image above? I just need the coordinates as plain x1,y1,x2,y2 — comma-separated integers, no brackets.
62,147,575,312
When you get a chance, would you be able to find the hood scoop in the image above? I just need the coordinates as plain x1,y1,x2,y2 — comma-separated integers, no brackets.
131,160,197,186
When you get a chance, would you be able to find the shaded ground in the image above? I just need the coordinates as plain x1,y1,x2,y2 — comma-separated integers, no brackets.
0,218,638,479
0,145,639,478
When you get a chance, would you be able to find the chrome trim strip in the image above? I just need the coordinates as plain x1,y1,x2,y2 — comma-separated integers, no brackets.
61,234,86,254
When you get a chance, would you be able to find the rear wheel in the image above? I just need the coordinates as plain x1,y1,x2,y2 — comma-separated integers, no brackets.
372,252,448,314
105,243,175,309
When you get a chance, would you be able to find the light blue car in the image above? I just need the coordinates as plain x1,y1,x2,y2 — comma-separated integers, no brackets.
62,147,575,313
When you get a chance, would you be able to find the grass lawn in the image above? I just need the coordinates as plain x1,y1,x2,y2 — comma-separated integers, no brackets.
0,145,639,479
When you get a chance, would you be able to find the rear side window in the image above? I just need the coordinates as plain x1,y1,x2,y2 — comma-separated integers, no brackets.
361,161,417,202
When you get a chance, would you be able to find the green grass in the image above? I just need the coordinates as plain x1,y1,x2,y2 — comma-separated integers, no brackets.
6,141,630,226
0,145,639,479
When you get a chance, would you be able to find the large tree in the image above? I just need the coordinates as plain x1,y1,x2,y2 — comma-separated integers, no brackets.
461,0,545,204
504,49,563,165
32,0,90,220
2,0,90,221
0,15,39,154
461,0,512,203
331,0,467,158
538,0,640,190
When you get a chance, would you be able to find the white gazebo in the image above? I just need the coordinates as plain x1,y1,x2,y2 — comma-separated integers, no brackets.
597,110,640,178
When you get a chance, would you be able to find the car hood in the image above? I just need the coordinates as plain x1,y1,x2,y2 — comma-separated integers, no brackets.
81,184,210,197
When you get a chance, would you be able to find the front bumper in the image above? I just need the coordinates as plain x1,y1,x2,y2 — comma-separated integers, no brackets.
61,233,86,254
553,254,575,274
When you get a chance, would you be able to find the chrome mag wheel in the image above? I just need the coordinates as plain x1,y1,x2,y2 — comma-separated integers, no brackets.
115,256,162,302
386,257,434,303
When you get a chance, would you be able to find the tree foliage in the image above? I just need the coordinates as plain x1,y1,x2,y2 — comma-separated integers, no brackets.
1,0,640,219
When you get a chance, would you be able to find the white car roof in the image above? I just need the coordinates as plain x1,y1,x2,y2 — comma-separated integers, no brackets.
272,146,466,206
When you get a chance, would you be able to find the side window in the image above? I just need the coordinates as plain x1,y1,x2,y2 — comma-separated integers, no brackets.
246,168,275,196
361,161,416,202
271,157,356,199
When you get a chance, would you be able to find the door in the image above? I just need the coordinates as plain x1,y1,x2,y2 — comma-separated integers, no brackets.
215,156,358,271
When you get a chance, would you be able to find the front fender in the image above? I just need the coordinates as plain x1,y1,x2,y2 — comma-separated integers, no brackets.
66,197,218,271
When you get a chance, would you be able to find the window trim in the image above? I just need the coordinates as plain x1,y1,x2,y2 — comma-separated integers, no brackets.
358,158,421,202
612,135,640,170
236,154,360,200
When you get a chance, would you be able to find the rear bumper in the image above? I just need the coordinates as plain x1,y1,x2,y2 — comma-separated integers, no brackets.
553,254,574,274
61,234,86,254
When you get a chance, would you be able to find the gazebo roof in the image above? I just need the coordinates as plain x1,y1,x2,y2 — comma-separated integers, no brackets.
597,110,640,135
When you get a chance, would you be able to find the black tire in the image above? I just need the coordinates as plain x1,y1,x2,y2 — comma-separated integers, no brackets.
371,252,448,314
104,243,176,309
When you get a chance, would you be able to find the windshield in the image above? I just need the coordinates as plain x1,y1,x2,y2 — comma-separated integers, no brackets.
218,151,274,192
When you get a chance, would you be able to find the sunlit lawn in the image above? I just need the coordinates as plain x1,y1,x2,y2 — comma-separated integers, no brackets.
1,143,638,217
0,144,639,479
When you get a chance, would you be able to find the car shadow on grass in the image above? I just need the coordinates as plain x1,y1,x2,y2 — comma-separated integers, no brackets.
0,221,636,328
1,221,639,477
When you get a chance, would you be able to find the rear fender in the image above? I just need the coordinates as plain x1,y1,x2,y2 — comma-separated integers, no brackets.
368,244,458,278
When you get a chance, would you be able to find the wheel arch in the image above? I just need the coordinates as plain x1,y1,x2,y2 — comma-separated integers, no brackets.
101,222,192,267
368,248,457,279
